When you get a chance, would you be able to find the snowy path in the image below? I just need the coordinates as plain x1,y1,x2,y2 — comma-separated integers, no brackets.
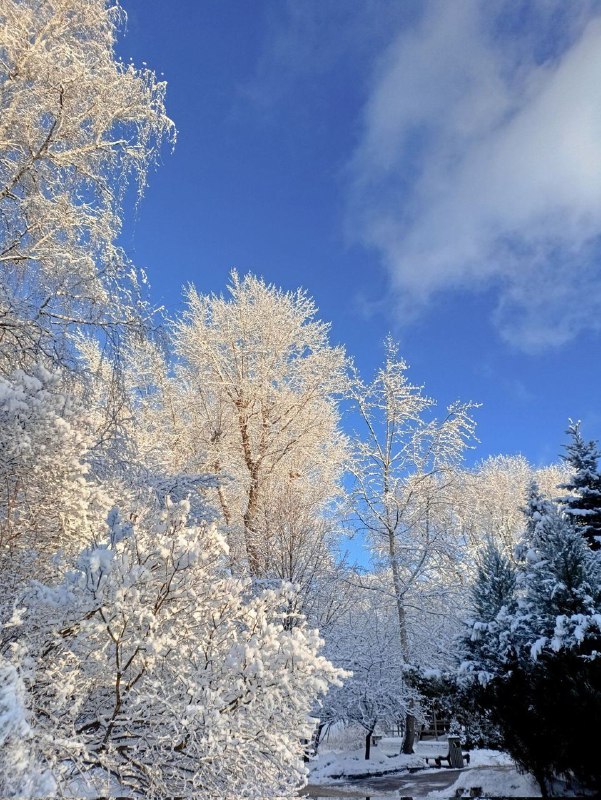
305,742,541,798
302,764,538,799
302,766,464,799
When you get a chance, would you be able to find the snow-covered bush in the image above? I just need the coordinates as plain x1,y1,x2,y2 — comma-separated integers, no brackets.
0,656,57,798
2,498,343,798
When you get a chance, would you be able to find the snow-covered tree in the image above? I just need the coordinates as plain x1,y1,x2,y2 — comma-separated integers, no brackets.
0,364,110,606
349,337,477,752
449,455,568,559
515,483,601,660
458,483,601,795
0,7,351,796
0,0,174,373
472,542,517,625
320,584,407,760
0,656,57,798
172,272,348,582
1,497,344,798
557,421,601,550
460,541,517,686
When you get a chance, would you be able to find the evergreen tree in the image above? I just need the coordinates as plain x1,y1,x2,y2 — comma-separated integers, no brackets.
472,540,517,622
516,492,601,656
459,483,601,796
520,481,556,549
558,421,601,550
512,492,601,793
461,541,517,685
452,542,516,750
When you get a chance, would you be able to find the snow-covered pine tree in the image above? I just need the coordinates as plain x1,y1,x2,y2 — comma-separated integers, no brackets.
519,481,556,550
459,482,601,795
447,541,516,750
472,541,517,623
516,485,601,658
512,483,601,794
460,540,517,686
557,421,601,550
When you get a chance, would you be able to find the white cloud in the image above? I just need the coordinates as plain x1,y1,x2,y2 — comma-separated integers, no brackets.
348,0,601,350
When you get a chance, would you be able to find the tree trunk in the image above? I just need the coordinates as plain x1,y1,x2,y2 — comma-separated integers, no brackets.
534,771,549,798
365,726,375,760
401,710,416,754
237,402,263,577
243,473,261,576
387,525,417,754
312,722,325,755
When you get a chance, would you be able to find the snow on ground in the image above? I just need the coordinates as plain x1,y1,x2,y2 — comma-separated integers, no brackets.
310,740,423,782
412,740,516,767
310,737,516,783
454,748,514,767
310,736,543,797
425,765,541,798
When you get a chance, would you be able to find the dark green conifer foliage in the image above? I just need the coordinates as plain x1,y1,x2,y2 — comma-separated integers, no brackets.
458,481,601,796
558,421,601,550
472,540,517,622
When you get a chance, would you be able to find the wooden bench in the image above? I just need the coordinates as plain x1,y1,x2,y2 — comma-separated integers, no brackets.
425,736,470,768
371,734,383,747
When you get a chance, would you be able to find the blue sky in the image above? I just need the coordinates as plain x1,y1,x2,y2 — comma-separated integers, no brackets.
119,0,601,469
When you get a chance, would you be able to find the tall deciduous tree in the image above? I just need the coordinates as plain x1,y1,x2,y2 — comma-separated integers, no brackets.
0,0,173,600
0,6,346,797
0,0,174,373
349,337,477,753
449,455,568,559
172,272,348,583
